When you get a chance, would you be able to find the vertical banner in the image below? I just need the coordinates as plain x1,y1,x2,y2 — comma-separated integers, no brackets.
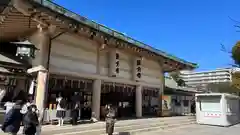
161,95,172,116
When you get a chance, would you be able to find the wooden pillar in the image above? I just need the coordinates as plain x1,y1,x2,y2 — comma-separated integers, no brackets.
136,85,142,118
29,26,51,112
92,79,102,120
158,65,165,116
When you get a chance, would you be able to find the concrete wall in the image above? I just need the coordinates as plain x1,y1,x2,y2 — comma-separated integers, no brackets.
49,33,163,86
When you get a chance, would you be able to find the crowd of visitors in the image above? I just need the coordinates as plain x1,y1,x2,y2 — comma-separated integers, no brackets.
1,100,39,135
0,89,117,135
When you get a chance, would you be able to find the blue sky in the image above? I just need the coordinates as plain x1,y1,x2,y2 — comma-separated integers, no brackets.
53,0,240,71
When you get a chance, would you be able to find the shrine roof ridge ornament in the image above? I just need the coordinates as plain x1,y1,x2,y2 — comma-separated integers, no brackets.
31,0,198,68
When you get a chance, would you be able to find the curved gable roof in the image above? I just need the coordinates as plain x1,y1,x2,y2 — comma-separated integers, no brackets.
29,0,197,69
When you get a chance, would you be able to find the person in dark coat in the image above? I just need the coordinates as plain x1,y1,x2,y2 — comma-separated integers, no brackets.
1,100,24,135
105,105,116,135
71,103,79,125
191,102,196,114
22,104,39,135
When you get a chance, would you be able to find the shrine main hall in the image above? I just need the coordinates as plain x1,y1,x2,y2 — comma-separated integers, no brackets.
0,0,197,120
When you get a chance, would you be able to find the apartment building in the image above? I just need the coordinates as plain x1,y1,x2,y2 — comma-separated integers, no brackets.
179,68,240,92
180,68,237,85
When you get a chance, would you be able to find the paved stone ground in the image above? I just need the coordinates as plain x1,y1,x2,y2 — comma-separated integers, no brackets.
139,124,240,135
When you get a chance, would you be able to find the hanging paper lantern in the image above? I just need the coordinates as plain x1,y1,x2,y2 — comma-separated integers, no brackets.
101,84,104,93
144,90,147,95
112,83,115,92
72,80,78,89
103,84,107,93
147,90,150,96
107,84,110,93
56,78,64,89
63,76,67,87
115,85,119,93
65,79,72,88
129,87,133,93
80,81,84,89
84,81,88,91
156,90,159,97
87,82,92,90
127,87,130,93
122,86,125,94
76,80,80,89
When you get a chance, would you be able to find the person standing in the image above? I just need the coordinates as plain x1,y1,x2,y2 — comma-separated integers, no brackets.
56,93,67,126
191,101,196,114
22,104,39,135
71,92,80,124
71,103,79,125
105,105,116,135
21,98,32,115
1,100,24,135
4,101,15,114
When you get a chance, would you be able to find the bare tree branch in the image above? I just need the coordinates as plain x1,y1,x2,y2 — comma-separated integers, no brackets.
220,43,231,54
229,16,240,24
234,25,240,28
228,64,240,68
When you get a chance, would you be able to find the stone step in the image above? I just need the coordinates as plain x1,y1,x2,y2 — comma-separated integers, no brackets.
45,117,195,135
54,121,195,135
102,120,196,135
8,116,195,135
130,122,196,135
41,116,196,132
111,122,196,135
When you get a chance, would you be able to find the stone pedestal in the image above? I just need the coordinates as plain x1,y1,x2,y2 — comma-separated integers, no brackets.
92,79,102,120
135,85,142,118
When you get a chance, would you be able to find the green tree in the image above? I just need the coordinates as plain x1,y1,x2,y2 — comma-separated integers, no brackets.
231,41,240,89
169,71,186,87
231,41,240,66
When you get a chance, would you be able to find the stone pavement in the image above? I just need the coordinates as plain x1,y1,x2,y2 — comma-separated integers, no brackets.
138,124,240,135
0,116,195,135
37,116,195,135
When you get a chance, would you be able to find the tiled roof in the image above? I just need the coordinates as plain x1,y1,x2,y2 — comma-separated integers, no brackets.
31,0,198,68
0,53,22,65
0,67,10,73
0,52,30,68
0,0,10,12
